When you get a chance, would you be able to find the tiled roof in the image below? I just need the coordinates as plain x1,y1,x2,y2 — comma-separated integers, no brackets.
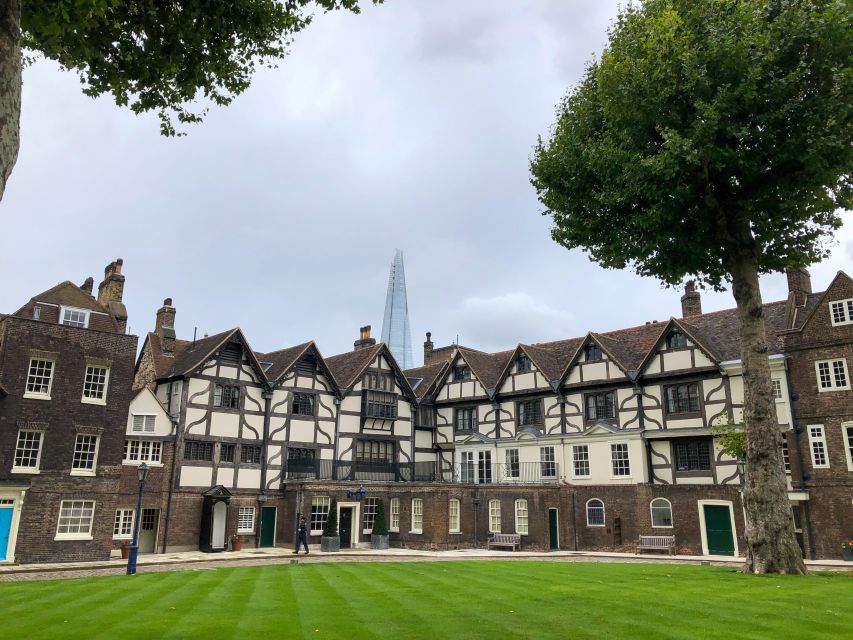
325,344,384,389
256,342,313,381
14,281,120,332
595,322,670,372
162,329,239,378
144,332,192,379
403,361,447,399
458,347,514,392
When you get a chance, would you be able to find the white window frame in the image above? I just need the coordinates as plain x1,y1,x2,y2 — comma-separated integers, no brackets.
362,498,378,534
410,498,423,534
71,434,100,476
650,498,673,529
540,446,557,478
131,414,157,433
12,429,44,473
828,298,853,326
55,500,96,541
449,498,461,534
237,507,255,533
843,422,853,473
586,499,605,527
24,357,55,400
514,499,528,535
123,439,163,465
59,305,90,329
815,359,850,391
572,444,591,478
389,498,400,532
81,365,110,404
807,424,829,469
310,496,330,535
610,441,631,478
488,499,501,533
113,509,135,539
771,378,783,400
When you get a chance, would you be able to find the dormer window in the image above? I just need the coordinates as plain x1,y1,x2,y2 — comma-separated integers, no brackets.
829,299,853,326
666,330,687,349
453,365,471,381
585,343,602,362
60,306,89,329
218,343,243,366
517,354,531,372
295,356,316,377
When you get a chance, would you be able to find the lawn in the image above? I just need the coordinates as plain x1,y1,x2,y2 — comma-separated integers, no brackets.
1,561,850,639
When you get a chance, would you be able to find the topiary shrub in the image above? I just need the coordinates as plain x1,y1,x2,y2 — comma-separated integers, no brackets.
322,499,338,537
372,499,388,536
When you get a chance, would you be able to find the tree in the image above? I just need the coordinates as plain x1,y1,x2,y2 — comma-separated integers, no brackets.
530,0,851,574
0,1,380,201
372,499,388,536
322,499,338,537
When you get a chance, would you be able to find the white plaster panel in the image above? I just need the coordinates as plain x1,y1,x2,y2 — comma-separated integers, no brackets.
666,417,704,430
290,421,316,443
694,350,715,368
209,412,240,438
341,396,361,414
184,407,208,435
127,389,171,436
644,356,662,375
397,401,412,419
415,431,432,448
219,365,239,380
703,378,727,403
188,377,210,403
338,414,361,434
239,365,258,383
663,350,692,371
237,468,261,489
243,414,263,439
216,467,234,488
244,386,264,409
583,362,608,381
320,448,334,460
180,466,213,487
201,363,217,376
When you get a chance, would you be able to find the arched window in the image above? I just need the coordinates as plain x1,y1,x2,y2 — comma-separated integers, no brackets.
586,499,605,526
515,499,529,535
650,498,673,528
666,330,686,349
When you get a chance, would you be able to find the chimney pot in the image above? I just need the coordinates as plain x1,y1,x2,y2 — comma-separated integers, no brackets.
354,324,376,351
424,331,435,363
81,277,94,295
680,280,702,317
155,296,177,354
164,297,172,306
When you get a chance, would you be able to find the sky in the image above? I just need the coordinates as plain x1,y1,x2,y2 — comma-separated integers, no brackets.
1,0,850,366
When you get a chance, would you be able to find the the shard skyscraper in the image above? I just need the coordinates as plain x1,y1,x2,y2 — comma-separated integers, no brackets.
380,250,413,370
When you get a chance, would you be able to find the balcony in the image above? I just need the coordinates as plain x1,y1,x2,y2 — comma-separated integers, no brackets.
447,462,560,485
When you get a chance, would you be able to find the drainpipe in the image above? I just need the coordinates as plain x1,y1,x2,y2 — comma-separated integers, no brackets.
332,395,343,478
257,388,273,548
785,358,815,560
161,379,178,554
570,489,578,551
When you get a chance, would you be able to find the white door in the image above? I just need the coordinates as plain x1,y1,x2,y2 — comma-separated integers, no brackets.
139,509,159,554
212,502,227,550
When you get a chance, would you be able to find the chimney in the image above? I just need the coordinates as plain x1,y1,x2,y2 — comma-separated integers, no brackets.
155,297,176,354
786,268,812,307
97,258,128,333
354,325,376,351
424,331,434,363
680,280,702,317
80,277,94,295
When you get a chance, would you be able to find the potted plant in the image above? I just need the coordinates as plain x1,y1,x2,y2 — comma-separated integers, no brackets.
843,539,853,562
321,499,340,552
371,499,390,550
231,535,243,552
120,540,131,560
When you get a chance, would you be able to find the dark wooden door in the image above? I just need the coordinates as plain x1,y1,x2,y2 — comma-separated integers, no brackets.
260,507,276,548
340,507,353,548
703,505,735,556
548,508,559,550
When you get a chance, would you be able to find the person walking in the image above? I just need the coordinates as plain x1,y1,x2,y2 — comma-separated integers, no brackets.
293,516,309,554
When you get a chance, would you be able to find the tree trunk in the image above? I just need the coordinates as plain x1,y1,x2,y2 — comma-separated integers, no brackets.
0,0,21,202
728,252,806,575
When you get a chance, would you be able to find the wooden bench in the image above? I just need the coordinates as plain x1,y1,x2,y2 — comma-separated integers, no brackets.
636,535,676,555
488,533,522,551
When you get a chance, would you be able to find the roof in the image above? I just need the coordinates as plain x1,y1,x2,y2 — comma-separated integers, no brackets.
13,281,120,332
256,342,314,381
457,347,514,392
142,332,193,379
403,361,448,399
325,344,384,389
161,329,239,378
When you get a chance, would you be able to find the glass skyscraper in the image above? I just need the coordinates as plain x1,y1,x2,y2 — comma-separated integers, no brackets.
380,249,413,370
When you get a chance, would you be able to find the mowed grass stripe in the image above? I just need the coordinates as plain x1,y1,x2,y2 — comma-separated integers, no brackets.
0,561,850,640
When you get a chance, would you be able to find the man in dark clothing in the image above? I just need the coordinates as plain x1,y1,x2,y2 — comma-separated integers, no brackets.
293,516,309,554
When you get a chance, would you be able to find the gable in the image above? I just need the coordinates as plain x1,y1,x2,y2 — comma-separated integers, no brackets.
435,352,489,401
639,320,718,375
797,272,853,340
562,335,627,386
497,347,551,394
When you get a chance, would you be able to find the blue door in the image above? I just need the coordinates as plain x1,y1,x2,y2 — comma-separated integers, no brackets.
0,508,13,561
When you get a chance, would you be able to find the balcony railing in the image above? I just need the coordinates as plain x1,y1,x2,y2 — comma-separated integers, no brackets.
281,460,558,485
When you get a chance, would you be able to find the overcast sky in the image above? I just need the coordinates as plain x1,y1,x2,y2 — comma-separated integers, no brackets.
1,0,850,366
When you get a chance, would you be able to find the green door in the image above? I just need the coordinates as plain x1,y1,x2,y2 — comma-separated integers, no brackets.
703,505,735,556
548,508,559,550
260,507,276,548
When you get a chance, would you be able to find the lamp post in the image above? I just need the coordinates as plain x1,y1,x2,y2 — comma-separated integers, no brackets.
126,462,149,575
472,496,481,549
256,493,267,548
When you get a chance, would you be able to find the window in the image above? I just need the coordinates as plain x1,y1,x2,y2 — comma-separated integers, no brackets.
292,392,315,416
213,384,240,409
389,498,400,532
184,440,213,461
572,444,590,478
674,439,712,472
771,379,783,400
241,445,262,465
815,359,850,391
540,446,557,478
665,382,700,414
460,451,475,483
478,450,492,484
505,448,520,479
586,392,615,421
362,498,378,533
131,415,156,433
13,430,43,471
71,434,99,474
220,443,235,463
666,330,686,349
25,358,54,398
287,447,315,467
295,355,316,377
517,400,543,426
488,499,501,533
218,343,243,366
123,440,162,464
356,440,394,463
585,343,602,361
237,507,255,533
844,424,853,472
310,496,330,534
113,509,134,538
517,354,531,372
365,372,394,391
56,500,95,539
449,499,461,533
780,435,790,473
60,307,89,328
586,499,605,526
364,390,398,419
515,499,529,535
455,407,477,431
81,365,109,403
411,498,423,534
453,365,471,381
610,442,631,477
807,425,829,468
829,298,853,326
650,498,673,528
